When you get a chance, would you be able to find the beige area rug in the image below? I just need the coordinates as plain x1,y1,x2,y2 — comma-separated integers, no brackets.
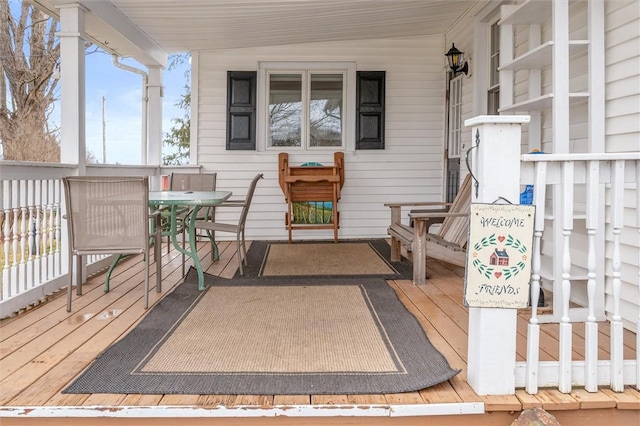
261,242,397,276
63,268,459,395
142,285,398,373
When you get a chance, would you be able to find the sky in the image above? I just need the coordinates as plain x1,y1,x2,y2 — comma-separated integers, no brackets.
4,0,189,164
82,50,190,165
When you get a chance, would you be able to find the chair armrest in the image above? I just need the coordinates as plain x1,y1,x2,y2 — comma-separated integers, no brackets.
216,200,247,207
409,211,468,220
386,202,453,227
384,201,453,208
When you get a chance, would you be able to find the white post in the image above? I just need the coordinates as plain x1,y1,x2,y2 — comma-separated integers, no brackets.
464,115,530,395
57,4,87,173
147,65,164,190
56,4,88,287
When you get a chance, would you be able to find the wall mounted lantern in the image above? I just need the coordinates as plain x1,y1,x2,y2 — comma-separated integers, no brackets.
445,43,469,75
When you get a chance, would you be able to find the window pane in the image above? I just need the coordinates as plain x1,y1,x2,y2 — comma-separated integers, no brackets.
269,74,302,147
488,88,500,115
309,74,343,147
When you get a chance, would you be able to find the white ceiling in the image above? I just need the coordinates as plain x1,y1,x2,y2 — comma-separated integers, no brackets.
34,0,478,63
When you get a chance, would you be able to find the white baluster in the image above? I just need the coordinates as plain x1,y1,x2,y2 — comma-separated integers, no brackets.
11,182,19,293
54,180,62,276
19,180,27,292
48,179,56,280
2,181,11,298
27,180,35,292
41,181,50,281
526,161,547,394
584,160,599,392
558,161,573,393
34,180,42,285
610,160,624,391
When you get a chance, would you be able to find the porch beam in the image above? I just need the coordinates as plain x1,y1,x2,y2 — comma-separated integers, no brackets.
464,114,530,395
35,0,167,67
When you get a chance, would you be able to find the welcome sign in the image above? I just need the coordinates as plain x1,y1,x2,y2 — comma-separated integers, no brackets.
464,203,535,308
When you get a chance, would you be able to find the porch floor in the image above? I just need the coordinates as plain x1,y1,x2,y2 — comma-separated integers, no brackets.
1,240,639,426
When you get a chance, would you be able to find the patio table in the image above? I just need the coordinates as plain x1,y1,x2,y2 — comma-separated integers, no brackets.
149,190,232,290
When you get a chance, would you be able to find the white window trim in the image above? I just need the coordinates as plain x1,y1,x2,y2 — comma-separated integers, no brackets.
448,75,463,158
472,2,504,117
257,61,356,153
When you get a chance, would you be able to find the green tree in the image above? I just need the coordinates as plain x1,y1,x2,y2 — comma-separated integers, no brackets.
162,88,190,165
162,53,190,165
0,0,60,161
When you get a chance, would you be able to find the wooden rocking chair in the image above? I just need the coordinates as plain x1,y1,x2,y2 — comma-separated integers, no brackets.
385,174,472,284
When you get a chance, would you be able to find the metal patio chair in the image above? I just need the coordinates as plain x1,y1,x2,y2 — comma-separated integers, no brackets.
62,176,162,312
191,173,263,276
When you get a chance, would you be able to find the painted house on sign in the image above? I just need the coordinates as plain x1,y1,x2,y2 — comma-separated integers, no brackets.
490,249,510,267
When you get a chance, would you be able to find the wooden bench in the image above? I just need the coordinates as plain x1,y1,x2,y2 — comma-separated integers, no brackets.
385,174,471,284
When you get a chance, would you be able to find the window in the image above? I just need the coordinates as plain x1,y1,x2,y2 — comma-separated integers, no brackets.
448,76,463,158
227,63,385,151
446,75,463,202
488,20,500,114
267,72,344,148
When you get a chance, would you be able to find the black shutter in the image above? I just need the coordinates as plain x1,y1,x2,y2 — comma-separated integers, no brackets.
227,71,257,150
355,71,385,150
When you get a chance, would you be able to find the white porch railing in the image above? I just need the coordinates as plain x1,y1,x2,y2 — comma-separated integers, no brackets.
1,163,73,317
0,162,198,318
518,153,640,394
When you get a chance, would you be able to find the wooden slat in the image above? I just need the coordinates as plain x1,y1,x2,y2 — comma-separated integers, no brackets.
571,389,616,409
515,389,543,409
535,389,580,411
601,388,640,410
273,395,311,405
311,395,350,404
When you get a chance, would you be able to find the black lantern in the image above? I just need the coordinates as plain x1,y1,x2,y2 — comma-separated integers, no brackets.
445,43,469,75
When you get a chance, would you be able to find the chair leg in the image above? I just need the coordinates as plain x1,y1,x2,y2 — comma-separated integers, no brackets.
144,256,149,309
240,230,248,265
76,254,83,296
155,243,162,294
67,255,73,312
236,235,244,276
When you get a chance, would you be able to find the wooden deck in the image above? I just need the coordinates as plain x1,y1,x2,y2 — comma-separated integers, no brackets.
1,240,639,426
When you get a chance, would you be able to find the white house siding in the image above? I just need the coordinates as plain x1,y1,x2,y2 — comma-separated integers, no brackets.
604,0,640,331
443,1,639,330
195,36,448,241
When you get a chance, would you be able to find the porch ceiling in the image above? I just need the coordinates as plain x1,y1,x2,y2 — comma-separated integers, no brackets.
33,0,477,64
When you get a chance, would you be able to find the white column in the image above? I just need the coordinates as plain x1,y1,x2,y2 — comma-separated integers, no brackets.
147,65,164,190
464,115,530,395
56,4,88,287
57,4,87,173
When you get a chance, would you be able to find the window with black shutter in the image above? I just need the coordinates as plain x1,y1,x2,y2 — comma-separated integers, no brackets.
227,71,257,150
355,71,385,150
226,67,385,151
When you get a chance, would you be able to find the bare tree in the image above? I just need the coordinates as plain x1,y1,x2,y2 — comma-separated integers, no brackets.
0,0,60,162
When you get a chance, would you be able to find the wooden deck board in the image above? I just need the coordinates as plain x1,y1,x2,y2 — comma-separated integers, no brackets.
0,240,638,424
